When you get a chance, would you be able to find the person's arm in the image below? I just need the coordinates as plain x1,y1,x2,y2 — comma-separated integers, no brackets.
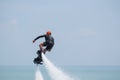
33,35,45,43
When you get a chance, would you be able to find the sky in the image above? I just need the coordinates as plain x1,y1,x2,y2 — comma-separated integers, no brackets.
0,0,120,66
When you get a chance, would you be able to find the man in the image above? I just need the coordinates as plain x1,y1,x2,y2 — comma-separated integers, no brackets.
33,31,54,64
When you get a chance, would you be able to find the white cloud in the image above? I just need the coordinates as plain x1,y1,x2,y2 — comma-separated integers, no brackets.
9,19,17,25
0,19,18,32
79,28,96,37
0,19,17,28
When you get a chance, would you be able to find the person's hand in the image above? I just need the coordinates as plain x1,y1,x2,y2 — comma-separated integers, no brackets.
33,40,35,43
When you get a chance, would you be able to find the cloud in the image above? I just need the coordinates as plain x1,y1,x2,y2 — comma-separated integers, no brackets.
79,28,96,37
0,19,18,32
0,19,17,28
64,28,96,38
9,19,17,25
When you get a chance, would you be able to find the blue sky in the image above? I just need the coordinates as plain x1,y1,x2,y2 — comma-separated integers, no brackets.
0,0,120,66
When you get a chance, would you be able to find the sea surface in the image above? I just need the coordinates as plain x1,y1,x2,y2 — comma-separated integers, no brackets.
0,65,120,80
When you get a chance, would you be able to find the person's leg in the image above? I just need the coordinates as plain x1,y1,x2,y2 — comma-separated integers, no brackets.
45,43,54,52
39,43,44,50
43,48,47,54
36,50,42,55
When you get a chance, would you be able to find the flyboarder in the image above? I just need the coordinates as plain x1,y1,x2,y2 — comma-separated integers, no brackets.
33,31,54,64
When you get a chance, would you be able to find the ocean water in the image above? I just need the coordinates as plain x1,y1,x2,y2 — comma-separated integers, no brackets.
0,65,120,80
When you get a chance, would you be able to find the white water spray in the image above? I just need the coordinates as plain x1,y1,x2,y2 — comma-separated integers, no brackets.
42,53,74,80
35,66,44,80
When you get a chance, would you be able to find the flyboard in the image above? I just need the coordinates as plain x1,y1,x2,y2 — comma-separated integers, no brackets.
33,50,44,65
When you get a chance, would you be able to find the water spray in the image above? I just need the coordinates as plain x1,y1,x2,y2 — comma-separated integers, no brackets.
35,66,44,80
42,53,74,80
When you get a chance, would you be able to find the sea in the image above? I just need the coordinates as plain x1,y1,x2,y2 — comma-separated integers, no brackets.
0,65,120,80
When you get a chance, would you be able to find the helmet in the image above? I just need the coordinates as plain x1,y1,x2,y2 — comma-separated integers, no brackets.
46,31,51,35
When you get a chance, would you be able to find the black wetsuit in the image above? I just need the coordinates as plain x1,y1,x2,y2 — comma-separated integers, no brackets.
34,34,54,51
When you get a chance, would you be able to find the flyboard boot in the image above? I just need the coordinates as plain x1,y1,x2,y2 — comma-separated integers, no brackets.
33,50,43,64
